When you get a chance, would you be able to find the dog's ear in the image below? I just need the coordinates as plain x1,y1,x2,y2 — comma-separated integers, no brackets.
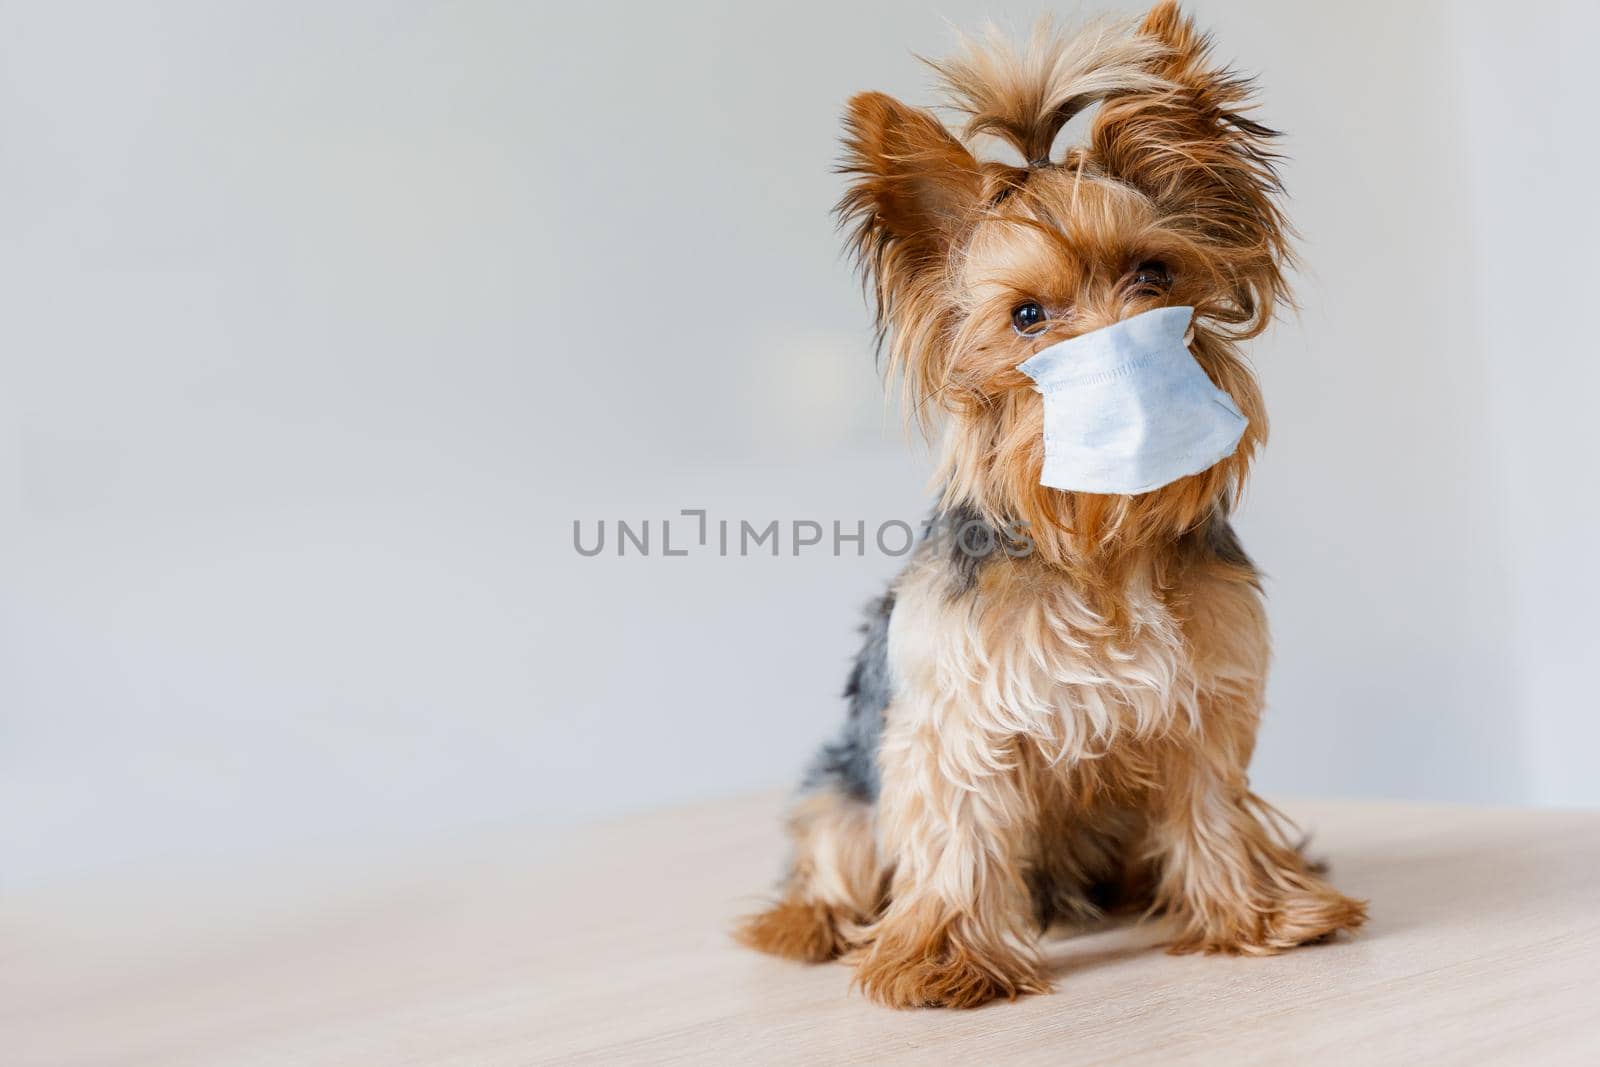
837,92,981,340
1091,1,1290,336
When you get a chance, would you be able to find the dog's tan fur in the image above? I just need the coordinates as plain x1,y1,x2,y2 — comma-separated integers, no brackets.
737,3,1365,1008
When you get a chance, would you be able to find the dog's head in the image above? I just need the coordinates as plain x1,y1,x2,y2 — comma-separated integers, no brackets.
841,3,1286,569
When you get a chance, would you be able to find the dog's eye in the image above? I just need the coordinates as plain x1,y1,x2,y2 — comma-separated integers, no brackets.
1131,260,1172,293
1011,302,1048,337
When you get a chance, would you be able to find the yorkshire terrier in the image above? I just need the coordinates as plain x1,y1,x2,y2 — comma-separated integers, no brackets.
736,3,1366,1009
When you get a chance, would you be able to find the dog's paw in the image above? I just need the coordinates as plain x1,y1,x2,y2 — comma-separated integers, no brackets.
734,899,843,963
1168,882,1368,956
1258,885,1368,949
852,920,1049,1009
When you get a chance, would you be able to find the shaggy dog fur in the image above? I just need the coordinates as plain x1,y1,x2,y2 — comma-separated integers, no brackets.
737,2,1366,1009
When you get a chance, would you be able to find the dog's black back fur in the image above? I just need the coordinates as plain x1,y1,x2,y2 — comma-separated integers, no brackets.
802,591,894,802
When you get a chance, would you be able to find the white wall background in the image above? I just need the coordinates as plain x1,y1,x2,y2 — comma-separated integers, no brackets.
2,0,1596,889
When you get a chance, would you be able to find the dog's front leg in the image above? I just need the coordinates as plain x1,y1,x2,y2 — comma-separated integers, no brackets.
1149,704,1368,955
851,695,1050,1009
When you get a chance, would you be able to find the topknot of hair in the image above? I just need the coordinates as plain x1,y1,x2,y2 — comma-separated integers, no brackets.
926,16,1173,166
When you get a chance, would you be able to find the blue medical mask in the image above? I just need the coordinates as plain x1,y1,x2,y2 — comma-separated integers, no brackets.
1015,306,1247,496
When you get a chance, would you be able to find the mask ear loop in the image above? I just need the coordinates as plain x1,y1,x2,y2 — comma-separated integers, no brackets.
1182,324,1196,348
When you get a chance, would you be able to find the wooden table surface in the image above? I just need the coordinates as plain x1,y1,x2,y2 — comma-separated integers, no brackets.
7,794,1599,1065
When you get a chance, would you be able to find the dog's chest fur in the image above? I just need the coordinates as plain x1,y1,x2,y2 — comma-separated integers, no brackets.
885,543,1201,770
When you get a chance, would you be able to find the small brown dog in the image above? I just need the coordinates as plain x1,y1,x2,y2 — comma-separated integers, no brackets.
737,2,1366,1009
